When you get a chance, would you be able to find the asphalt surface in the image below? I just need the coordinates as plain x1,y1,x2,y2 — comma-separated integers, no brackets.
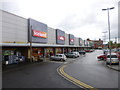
2,62,79,88
2,50,120,89
64,50,119,89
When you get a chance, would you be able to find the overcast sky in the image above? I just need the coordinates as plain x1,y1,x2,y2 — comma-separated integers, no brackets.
1,0,119,43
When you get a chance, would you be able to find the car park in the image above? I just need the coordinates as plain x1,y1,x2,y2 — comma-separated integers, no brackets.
50,54,67,61
106,53,119,65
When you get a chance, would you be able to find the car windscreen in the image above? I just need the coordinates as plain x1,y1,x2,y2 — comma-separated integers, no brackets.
107,55,117,58
58,55,62,57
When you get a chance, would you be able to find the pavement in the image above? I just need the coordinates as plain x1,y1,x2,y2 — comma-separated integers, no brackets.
2,59,79,88
106,64,120,72
2,53,120,89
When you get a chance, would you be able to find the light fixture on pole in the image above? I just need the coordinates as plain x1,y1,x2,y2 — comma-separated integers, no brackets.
102,7,115,66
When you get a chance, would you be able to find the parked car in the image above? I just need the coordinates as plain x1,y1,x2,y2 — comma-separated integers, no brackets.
65,52,79,58
106,53,119,65
50,54,67,61
78,50,86,55
72,52,80,57
97,54,107,60
84,49,93,52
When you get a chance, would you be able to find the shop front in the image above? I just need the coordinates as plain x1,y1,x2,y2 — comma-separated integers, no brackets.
45,48,54,58
32,48,44,62
55,48,63,54
2,47,27,65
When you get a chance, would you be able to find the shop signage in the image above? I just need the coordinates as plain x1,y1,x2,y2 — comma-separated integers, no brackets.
28,18,48,43
70,39,74,42
69,34,74,45
32,30,47,38
56,29,65,44
79,38,82,46
58,36,65,41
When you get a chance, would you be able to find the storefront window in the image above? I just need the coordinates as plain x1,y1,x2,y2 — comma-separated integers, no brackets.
45,48,54,57
56,48,62,54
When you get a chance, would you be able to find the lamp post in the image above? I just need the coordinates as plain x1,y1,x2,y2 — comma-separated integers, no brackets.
102,7,115,66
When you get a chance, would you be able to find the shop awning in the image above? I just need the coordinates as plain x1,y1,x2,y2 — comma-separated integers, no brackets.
1,43,91,48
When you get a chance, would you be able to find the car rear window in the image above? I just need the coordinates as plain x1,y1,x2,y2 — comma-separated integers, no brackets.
107,55,117,58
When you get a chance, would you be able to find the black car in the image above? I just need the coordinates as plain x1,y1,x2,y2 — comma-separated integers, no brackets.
78,50,86,55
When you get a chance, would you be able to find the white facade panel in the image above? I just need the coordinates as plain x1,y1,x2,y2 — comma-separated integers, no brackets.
65,33,69,45
74,37,79,46
2,10,28,43
47,27,56,45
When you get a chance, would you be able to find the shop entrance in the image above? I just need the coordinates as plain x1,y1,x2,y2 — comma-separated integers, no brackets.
2,47,27,65
45,48,54,58
32,48,44,62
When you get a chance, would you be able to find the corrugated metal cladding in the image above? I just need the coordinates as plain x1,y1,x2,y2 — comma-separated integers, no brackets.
2,10,28,43
74,37,79,46
47,27,56,45
65,33,69,45
1,10,85,46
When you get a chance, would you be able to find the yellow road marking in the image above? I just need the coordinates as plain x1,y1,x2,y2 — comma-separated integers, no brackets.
58,65,98,90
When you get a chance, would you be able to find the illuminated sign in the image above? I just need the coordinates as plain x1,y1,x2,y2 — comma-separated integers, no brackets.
69,34,74,45
58,36,65,41
33,30,47,38
56,29,65,44
70,39,74,42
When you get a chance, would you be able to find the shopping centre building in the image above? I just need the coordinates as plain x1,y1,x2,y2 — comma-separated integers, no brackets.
1,10,91,64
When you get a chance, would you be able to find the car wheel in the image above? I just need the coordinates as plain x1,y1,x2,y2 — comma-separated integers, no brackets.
60,59,63,61
100,57,104,60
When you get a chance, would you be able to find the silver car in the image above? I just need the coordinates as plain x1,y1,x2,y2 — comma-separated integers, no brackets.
65,52,79,58
106,53,119,65
50,54,67,61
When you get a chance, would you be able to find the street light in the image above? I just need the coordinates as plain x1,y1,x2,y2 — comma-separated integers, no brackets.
102,7,115,66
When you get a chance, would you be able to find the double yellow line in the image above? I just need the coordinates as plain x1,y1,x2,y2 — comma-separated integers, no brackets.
57,65,98,90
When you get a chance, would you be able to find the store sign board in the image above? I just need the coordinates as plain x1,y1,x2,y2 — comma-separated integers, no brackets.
56,29,65,44
58,36,65,41
79,38,82,46
28,18,48,43
69,34,74,45
32,30,47,38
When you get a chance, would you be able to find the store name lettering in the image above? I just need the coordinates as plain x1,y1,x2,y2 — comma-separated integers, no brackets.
58,36,65,41
33,30,47,38
70,39,74,42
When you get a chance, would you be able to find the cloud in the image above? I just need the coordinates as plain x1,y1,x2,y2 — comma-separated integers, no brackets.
1,0,119,40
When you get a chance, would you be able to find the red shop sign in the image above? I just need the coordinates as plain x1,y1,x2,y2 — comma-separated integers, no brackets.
58,36,65,41
32,30,47,38
70,39,74,42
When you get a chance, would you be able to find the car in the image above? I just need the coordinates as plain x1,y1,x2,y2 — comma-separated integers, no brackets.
50,54,67,61
97,54,107,60
65,52,79,58
78,50,86,55
103,49,109,54
72,52,80,57
85,49,93,52
106,53,119,65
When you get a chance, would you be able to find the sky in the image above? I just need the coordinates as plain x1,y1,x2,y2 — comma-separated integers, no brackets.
0,0,119,43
